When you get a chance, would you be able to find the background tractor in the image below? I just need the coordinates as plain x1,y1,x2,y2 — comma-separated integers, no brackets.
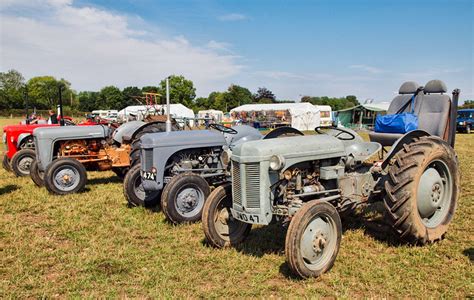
202,80,461,278
125,124,303,224
30,120,174,194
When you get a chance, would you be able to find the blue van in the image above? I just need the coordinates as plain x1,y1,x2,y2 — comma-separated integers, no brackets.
457,109,473,134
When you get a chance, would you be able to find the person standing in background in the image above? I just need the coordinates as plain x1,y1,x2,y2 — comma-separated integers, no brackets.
48,110,58,124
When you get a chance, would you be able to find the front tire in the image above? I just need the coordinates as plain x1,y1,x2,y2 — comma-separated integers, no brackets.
11,149,36,177
202,183,252,248
44,158,87,195
30,160,45,187
285,201,342,279
123,164,160,207
2,154,12,172
383,136,460,244
161,173,210,224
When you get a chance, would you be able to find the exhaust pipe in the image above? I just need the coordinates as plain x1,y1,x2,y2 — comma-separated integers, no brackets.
58,85,65,126
449,89,460,148
165,76,172,132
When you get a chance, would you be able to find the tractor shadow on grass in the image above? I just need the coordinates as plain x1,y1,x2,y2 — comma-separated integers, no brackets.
0,184,19,195
87,175,122,186
462,248,474,262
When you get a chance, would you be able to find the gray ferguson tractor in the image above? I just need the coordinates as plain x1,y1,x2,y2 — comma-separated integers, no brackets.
124,124,303,224
202,80,461,278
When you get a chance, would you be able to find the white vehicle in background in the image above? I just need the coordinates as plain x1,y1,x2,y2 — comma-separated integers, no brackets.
317,105,332,127
91,110,119,122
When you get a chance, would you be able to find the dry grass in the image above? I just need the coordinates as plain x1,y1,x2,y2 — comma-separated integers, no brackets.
0,119,473,298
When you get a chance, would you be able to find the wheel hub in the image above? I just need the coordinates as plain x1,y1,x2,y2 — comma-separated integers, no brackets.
19,157,33,172
312,231,327,254
218,208,229,225
417,167,444,218
175,187,204,217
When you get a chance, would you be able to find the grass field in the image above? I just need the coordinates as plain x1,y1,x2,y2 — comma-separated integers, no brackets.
0,118,473,297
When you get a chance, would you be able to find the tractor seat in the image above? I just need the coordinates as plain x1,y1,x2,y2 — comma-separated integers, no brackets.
369,81,423,146
369,80,452,146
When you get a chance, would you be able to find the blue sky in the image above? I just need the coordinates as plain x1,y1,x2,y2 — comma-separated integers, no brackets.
1,0,472,102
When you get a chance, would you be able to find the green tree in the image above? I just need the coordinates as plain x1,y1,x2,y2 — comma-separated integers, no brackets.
254,87,276,103
208,91,226,111
301,95,359,111
123,86,143,107
223,84,253,110
159,75,196,108
0,69,25,109
98,86,123,109
460,100,474,109
27,76,72,109
78,91,99,112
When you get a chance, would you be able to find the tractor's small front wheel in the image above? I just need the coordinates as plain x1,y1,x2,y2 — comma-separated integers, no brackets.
123,164,160,207
161,173,210,224
44,158,87,195
202,183,252,248
285,201,342,279
2,154,12,172
11,149,36,177
30,160,45,187
384,136,459,244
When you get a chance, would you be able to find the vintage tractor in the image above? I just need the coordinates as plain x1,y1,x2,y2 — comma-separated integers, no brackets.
202,80,461,278
124,124,303,224
30,120,173,194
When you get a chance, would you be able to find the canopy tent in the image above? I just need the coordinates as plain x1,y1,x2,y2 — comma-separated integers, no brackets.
336,102,390,129
231,103,320,131
197,109,224,124
118,104,195,127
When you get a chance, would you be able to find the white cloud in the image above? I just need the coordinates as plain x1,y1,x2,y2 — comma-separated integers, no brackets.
206,40,232,52
349,64,384,74
218,13,247,21
0,0,243,95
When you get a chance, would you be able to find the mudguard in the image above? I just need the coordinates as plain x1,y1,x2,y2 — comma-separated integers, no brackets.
381,130,431,169
112,121,146,144
17,133,32,147
263,127,303,139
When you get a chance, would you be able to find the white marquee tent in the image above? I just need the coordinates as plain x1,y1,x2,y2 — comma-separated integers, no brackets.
231,103,320,131
118,104,195,126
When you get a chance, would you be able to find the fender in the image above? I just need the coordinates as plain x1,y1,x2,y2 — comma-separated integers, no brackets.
17,133,32,147
381,130,431,169
263,127,304,139
112,120,146,144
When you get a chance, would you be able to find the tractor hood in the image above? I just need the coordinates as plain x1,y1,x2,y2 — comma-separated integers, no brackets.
232,134,346,165
141,130,226,149
33,125,110,141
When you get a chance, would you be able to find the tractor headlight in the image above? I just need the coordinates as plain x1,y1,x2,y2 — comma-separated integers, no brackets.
220,149,231,167
458,121,465,126
269,155,285,171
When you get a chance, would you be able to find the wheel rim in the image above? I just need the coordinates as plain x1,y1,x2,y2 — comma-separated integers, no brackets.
17,155,34,174
300,212,338,271
417,159,453,228
213,194,247,241
52,165,81,192
175,184,204,218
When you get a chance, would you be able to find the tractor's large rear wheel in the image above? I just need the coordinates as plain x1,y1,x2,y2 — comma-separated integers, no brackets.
11,149,36,177
44,158,87,195
285,201,342,278
30,160,45,187
2,154,12,172
202,183,252,248
123,164,160,207
383,136,460,244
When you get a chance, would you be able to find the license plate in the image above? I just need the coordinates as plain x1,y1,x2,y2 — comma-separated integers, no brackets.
141,171,156,181
230,209,265,224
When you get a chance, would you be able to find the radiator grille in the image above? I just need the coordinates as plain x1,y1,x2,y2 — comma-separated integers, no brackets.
232,162,242,205
245,163,260,208
143,148,154,169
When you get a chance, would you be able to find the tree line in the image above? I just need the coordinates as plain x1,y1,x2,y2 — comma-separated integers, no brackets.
1,69,365,113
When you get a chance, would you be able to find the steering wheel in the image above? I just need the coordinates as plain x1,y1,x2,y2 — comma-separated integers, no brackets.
209,123,238,134
315,126,355,140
